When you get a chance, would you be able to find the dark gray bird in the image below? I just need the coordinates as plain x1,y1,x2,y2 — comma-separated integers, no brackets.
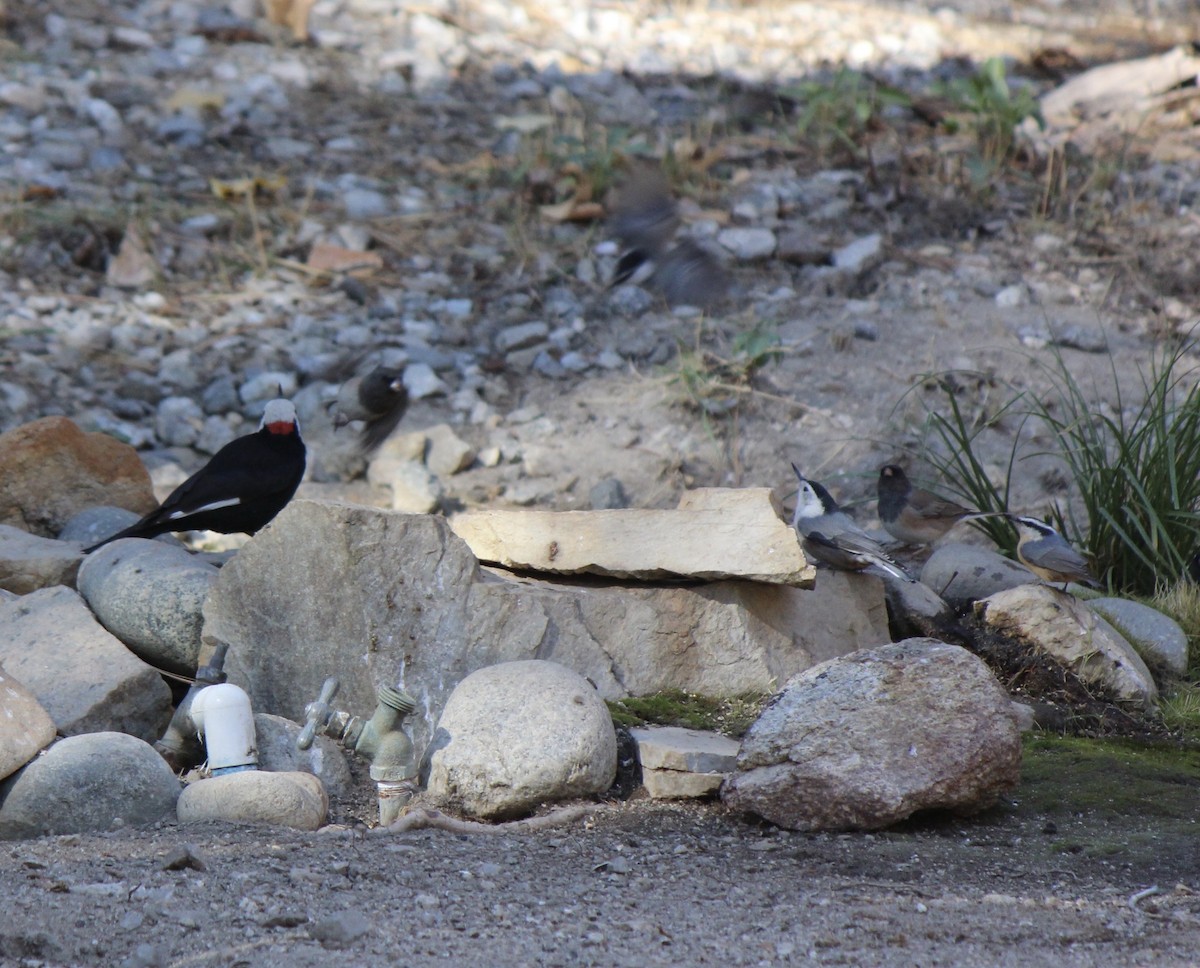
608,167,728,309
877,464,1001,546
791,465,914,582
328,365,409,456
83,399,306,553
1008,514,1100,589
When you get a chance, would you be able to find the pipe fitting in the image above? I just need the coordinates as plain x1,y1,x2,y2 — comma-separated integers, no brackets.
190,682,258,775
155,642,229,772
298,677,418,824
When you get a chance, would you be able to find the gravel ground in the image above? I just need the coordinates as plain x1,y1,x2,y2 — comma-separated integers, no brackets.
4,0,1200,964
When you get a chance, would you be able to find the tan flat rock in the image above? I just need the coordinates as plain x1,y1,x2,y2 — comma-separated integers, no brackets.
448,488,814,586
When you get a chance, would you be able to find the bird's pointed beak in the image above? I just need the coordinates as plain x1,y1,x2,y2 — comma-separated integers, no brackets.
790,462,805,483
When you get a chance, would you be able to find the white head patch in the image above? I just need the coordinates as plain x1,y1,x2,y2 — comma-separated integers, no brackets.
260,398,299,433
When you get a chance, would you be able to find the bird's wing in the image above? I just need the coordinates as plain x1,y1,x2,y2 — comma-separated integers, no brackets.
805,530,915,582
1028,537,1094,579
913,493,976,519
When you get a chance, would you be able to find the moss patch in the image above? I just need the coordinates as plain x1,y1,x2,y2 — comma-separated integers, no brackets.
607,690,771,738
1015,734,1200,860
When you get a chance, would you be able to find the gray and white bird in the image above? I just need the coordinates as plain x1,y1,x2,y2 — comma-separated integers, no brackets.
1008,514,1100,589
328,365,409,456
876,464,1000,546
790,465,914,582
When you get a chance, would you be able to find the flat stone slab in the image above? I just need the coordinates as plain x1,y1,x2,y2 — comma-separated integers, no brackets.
449,487,815,585
642,768,725,799
631,725,740,773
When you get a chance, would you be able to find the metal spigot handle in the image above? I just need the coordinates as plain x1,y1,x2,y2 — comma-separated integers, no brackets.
297,677,341,750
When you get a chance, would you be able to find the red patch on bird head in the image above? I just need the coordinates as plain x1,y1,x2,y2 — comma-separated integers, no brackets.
266,421,296,435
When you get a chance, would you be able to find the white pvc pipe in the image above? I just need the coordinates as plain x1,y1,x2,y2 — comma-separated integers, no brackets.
189,683,258,774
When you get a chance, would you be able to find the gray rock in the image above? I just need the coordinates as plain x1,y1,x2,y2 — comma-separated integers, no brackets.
253,713,354,800
175,770,327,830
202,501,889,769
342,188,390,219
642,769,726,799
716,227,777,261
426,660,616,819
309,910,372,948
0,666,56,782
0,525,82,594
976,585,1158,706
77,539,219,676
496,321,550,354
589,477,628,509
722,639,1021,830
403,362,448,400
1087,597,1188,677
631,725,739,773
0,732,180,840
365,458,443,513
424,424,475,476
0,586,173,741
920,543,1033,608
155,396,204,448
831,233,883,271
59,506,179,550
239,372,297,404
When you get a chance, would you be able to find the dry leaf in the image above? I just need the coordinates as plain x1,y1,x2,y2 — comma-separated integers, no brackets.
306,243,384,274
210,174,287,200
106,223,158,289
539,199,606,223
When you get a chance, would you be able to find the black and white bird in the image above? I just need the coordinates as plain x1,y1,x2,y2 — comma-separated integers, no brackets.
790,465,914,581
608,167,728,309
328,364,408,456
83,398,306,553
1008,514,1100,590
876,464,1000,546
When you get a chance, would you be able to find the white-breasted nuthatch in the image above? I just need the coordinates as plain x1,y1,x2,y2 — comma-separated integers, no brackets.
876,464,1002,546
1008,514,1100,589
791,464,914,582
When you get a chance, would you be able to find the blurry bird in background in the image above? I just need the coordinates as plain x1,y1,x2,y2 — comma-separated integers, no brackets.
607,166,729,309
328,364,409,456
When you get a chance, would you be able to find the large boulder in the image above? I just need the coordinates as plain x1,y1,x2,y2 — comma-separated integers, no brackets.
77,539,220,676
0,666,57,782
0,417,155,536
426,660,615,819
721,639,1022,831
0,732,180,840
202,500,890,765
0,586,173,741
976,585,1158,706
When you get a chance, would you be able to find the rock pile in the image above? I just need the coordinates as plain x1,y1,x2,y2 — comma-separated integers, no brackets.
0,417,1188,840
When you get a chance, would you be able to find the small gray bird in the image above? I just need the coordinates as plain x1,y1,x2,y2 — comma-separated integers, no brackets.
608,167,728,309
329,365,409,456
791,465,914,582
1008,514,1100,589
877,464,1000,546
